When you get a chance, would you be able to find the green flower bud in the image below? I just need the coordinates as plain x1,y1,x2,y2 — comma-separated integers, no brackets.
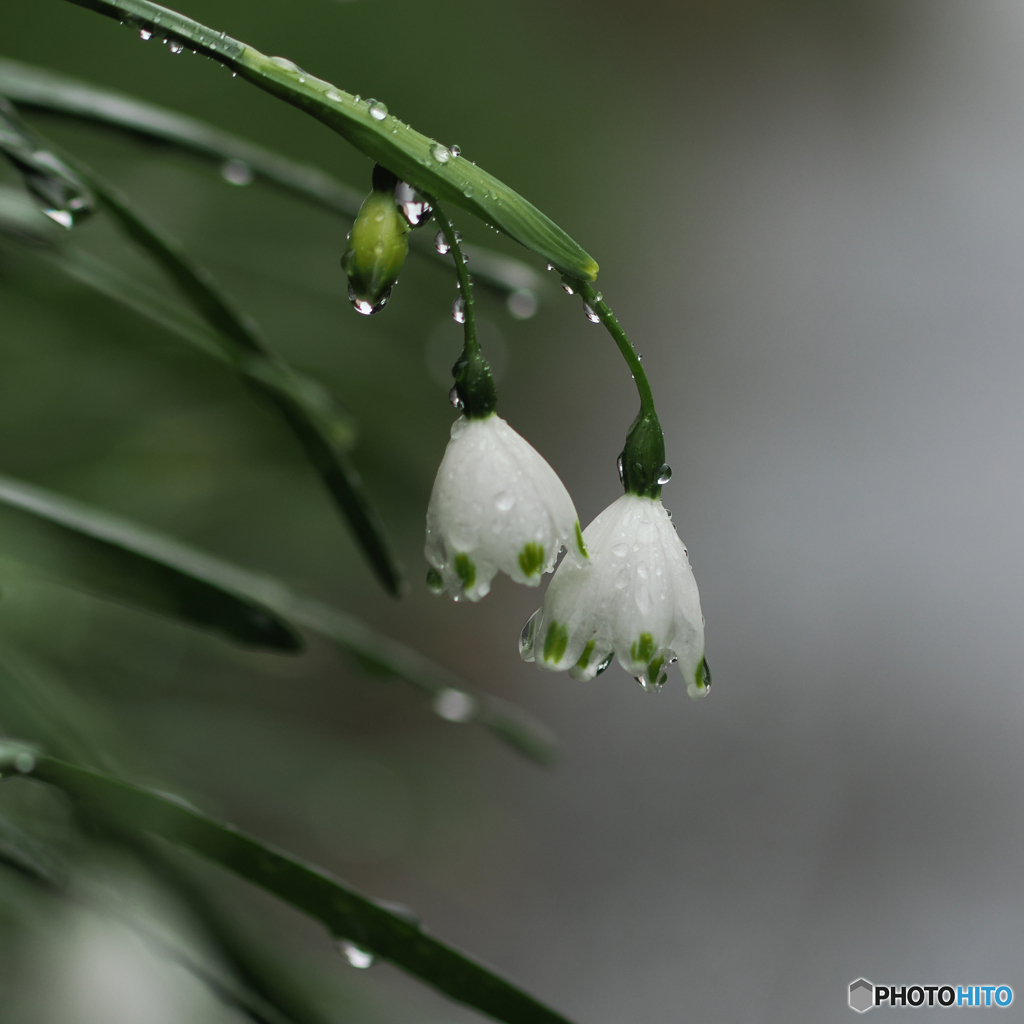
341,165,410,315
618,408,667,499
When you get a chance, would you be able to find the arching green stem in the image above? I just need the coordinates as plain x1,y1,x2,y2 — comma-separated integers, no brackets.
573,279,666,499
433,202,495,419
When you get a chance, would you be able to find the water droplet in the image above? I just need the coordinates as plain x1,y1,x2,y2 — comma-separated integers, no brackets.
269,56,300,71
368,99,388,120
433,688,475,722
14,752,35,774
545,262,555,272
347,282,390,315
595,653,613,676
338,941,375,969
326,89,342,101
298,75,306,84
561,282,574,296
139,27,152,40
434,230,450,255
582,301,600,323
448,386,464,410
612,542,629,558
462,184,474,198
394,181,432,227
167,39,184,54
430,143,451,164
519,611,539,661
657,464,672,485
452,297,466,323
450,144,461,157
494,491,515,511
507,289,537,320
220,158,253,186
617,454,625,485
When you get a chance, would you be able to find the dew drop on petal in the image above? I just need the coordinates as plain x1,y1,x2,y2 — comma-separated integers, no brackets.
452,297,466,323
433,688,475,722
595,653,613,676
612,542,629,558
431,143,451,164
338,941,375,969
434,230,450,254
494,491,515,511
519,610,539,661
657,464,673,485
220,158,253,186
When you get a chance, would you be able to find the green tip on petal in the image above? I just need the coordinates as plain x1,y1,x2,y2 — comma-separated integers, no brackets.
542,621,568,663
454,553,476,591
518,541,545,577
574,521,588,558
575,640,595,670
631,632,656,665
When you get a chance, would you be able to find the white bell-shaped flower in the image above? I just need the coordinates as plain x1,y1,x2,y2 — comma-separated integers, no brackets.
425,414,586,601
519,493,709,696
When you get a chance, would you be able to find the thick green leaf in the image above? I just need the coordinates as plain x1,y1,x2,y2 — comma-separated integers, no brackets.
0,744,577,1024
0,473,556,764
0,475,302,651
59,0,598,281
0,57,547,303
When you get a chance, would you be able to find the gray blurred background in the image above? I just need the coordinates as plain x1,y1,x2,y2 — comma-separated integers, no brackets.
2,0,1024,1021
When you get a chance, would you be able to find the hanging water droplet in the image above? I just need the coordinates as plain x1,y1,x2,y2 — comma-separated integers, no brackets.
448,386,464,410
430,143,451,164
452,297,466,323
657,464,672,485
433,688,475,722
368,99,388,120
348,282,390,315
506,289,537,320
617,454,625,485
582,301,600,323
434,230,450,254
220,158,253,186
450,144,461,157
338,941,375,969
326,89,342,102
595,653,613,676
561,282,574,296
139,27,153,40
545,262,555,272
519,610,539,661
167,39,184,54
394,181,432,227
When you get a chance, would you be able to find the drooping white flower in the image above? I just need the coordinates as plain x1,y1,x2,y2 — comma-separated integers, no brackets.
425,414,587,601
519,493,709,697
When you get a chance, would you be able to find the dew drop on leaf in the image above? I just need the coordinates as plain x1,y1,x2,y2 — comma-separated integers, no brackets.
220,159,252,186
139,27,152,40
430,143,451,164
450,144,461,157
368,99,388,120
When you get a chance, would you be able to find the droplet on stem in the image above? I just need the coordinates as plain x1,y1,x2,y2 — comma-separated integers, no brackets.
452,297,466,323
582,301,600,323
139,27,152,40
338,941,375,969
561,282,574,296
367,99,388,120
430,143,451,164
434,230,450,254
448,386,464,410
450,144,462,157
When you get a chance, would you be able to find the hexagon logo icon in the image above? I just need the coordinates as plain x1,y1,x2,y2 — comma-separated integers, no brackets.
849,979,874,1013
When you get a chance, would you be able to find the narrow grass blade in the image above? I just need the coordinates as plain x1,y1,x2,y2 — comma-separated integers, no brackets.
0,98,401,594
0,473,556,764
0,475,302,651
0,58,546,303
0,744,576,1024
57,0,598,280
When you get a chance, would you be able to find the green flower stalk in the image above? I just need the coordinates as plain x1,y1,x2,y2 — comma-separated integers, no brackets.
341,164,409,315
